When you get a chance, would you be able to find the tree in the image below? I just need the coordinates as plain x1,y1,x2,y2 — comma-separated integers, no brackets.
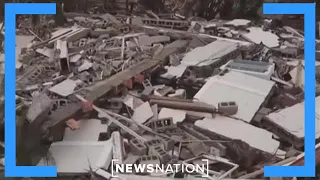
31,0,67,27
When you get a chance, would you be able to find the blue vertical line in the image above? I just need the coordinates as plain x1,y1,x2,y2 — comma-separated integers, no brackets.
4,3,17,169
304,3,316,171
263,3,316,177
4,3,57,177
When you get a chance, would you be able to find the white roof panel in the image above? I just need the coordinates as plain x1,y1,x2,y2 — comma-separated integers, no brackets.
181,40,239,67
195,117,282,155
194,71,275,123
242,27,279,48
225,19,251,26
49,79,82,97
37,141,113,174
266,96,320,139
63,119,107,142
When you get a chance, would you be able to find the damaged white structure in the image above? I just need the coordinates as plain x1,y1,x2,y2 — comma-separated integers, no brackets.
287,60,320,89
181,40,241,68
38,119,113,174
56,40,70,73
242,27,280,48
194,71,275,123
220,59,275,80
37,140,113,174
195,117,285,157
49,79,83,97
224,19,251,27
63,119,108,141
262,96,320,148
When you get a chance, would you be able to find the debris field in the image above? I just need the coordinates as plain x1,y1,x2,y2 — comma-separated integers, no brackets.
0,3,319,180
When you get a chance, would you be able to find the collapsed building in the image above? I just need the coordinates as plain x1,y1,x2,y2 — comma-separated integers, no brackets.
0,1,319,180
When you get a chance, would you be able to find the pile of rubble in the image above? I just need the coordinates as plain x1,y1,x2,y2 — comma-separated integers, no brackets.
1,5,320,180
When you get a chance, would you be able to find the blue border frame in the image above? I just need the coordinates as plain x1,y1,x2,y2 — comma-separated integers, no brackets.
263,3,316,177
3,2,316,178
4,3,57,177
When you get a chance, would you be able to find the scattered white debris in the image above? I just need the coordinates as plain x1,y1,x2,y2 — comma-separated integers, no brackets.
131,102,154,124
158,108,186,124
37,141,113,173
194,71,275,123
63,119,108,141
195,117,285,157
265,97,320,139
225,19,251,27
12,11,310,179
242,27,279,48
78,60,93,72
49,79,82,97
181,40,239,66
